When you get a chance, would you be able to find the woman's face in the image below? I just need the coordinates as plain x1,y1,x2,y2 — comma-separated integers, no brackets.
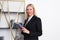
26,6,34,16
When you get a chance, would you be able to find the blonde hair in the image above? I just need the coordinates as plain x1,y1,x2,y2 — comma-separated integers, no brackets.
25,4,36,19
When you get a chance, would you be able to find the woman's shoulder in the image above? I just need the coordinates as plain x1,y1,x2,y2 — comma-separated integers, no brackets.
34,15,41,20
34,16,42,23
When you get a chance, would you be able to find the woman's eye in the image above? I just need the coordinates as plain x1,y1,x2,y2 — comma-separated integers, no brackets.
26,9,28,10
30,9,32,10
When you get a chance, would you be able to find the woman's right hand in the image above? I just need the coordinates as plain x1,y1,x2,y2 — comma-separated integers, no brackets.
21,27,30,34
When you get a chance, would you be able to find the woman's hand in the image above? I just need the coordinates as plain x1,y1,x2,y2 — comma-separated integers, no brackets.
21,27,30,34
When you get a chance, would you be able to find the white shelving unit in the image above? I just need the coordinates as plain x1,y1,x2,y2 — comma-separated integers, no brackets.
0,0,25,40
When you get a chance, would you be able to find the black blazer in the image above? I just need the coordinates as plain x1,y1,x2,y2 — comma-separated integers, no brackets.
22,15,42,40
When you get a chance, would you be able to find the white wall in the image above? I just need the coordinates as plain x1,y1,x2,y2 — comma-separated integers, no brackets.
25,0,60,40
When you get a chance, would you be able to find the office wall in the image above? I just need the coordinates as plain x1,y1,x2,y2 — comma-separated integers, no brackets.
25,0,60,40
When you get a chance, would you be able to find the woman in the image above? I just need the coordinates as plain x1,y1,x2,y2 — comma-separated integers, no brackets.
21,4,42,40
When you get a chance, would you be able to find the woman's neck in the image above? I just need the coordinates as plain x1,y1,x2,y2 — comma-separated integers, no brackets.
28,15,34,18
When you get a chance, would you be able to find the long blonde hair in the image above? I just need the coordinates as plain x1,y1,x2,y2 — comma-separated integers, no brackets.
25,4,36,19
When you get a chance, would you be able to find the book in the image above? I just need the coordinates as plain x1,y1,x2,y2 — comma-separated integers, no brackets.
12,23,23,29
16,23,23,29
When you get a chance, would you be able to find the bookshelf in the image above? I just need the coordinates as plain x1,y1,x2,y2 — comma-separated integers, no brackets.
0,1,25,40
0,0,25,29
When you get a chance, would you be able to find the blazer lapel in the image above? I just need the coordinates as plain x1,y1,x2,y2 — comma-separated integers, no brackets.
25,15,35,27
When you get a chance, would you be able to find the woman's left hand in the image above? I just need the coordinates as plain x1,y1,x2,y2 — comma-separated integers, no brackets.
21,27,30,34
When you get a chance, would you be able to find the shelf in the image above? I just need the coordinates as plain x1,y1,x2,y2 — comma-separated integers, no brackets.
2,11,24,14
0,27,18,29
0,0,25,2
0,9,25,14
0,23,23,29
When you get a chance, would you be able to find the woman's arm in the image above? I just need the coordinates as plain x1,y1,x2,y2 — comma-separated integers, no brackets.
21,18,42,36
29,18,42,36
